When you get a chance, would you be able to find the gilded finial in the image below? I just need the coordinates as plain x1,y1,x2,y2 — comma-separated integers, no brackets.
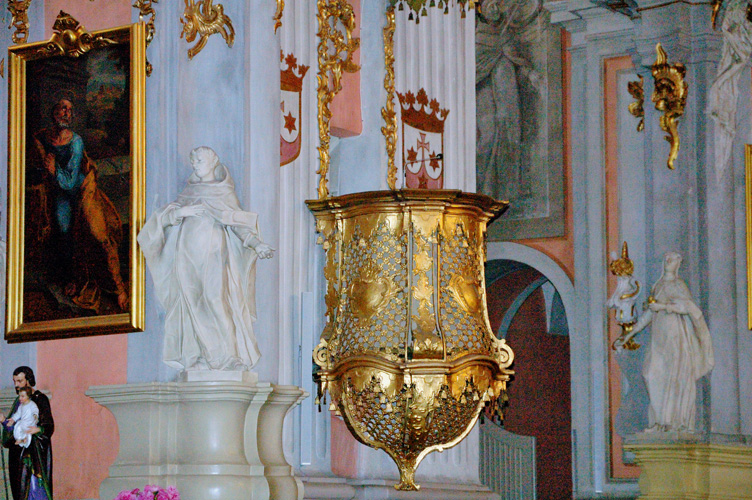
609,241,634,277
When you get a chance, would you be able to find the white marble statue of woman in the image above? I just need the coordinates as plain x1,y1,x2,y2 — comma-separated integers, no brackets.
618,252,714,432
138,146,275,371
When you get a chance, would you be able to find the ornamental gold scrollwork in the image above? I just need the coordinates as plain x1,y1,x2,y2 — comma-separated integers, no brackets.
627,75,644,132
316,0,360,199
274,0,285,33
316,217,341,343
38,12,116,58
382,6,398,190
8,0,31,45
180,0,235,60
651,43,687,170
133,0,158,76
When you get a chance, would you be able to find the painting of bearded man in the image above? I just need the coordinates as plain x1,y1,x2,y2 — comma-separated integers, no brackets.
26,97,127,317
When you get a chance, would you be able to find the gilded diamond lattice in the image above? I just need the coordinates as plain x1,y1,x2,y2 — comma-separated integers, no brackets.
441,222,492,359
338,218,408,361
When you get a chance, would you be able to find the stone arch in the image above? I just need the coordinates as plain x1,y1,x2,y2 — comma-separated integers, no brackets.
486,241,575,330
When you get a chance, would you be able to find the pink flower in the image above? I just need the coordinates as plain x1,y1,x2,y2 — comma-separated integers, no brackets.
114,488,140,500
166,485,180,500
166,486,180,500
155,491,169,500
144,485,160,495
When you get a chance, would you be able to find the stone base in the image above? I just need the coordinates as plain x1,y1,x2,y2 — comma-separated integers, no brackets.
624,439,752,500
299,477,499,500
87,379,306,500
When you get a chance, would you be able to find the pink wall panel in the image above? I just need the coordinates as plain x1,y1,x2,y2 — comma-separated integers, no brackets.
37,334,128,499
330,0,363,138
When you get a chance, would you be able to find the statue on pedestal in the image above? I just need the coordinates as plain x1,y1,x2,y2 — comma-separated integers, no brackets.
615,251,714,432
138,146,274,371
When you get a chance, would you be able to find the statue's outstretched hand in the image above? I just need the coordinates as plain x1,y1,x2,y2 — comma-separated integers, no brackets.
255,243,275,259
174,205,206,219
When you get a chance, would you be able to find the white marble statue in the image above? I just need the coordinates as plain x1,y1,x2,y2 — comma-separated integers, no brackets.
618,252,714,432
138,146,275,371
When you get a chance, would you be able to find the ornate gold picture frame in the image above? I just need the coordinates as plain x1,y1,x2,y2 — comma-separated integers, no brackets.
6,14,146,342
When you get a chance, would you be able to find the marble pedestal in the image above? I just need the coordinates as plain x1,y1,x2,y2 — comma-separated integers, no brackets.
624,434,752,500
87,374,306,500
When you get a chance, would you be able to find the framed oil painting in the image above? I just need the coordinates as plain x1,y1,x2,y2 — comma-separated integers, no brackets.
6,13,146,342
476,0,564,240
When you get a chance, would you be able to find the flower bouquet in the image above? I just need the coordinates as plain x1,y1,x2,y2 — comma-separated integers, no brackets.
114,485,179,500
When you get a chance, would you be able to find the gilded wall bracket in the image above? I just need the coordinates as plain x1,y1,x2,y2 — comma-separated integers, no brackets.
133,0,158,76
627,75,644,132
316,0,360,199
180,0,235,60
651,43,687,170
8,0,32,45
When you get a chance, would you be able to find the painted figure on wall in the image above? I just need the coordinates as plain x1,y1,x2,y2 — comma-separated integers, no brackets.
28,98,128,315
138,147,275,371
0,366,54,500
476,0,542,202
476,0,564,240
617,253,714,432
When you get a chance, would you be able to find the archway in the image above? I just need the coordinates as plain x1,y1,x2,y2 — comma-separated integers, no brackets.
480,242,575,500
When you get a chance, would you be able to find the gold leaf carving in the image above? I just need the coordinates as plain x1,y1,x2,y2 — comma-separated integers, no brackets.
133,0,158,76
38,12,117,58
448,274,481,315
651,43,687,170
180,0,235,60
274,0,285,33
8,0,31,45
316,0,360,199
350,259,398,321
627,75,644,132
382,5,398,190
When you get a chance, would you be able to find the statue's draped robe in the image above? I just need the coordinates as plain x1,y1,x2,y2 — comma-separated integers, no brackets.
2,391,54,500
138,164,261,370
643,277,714,430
